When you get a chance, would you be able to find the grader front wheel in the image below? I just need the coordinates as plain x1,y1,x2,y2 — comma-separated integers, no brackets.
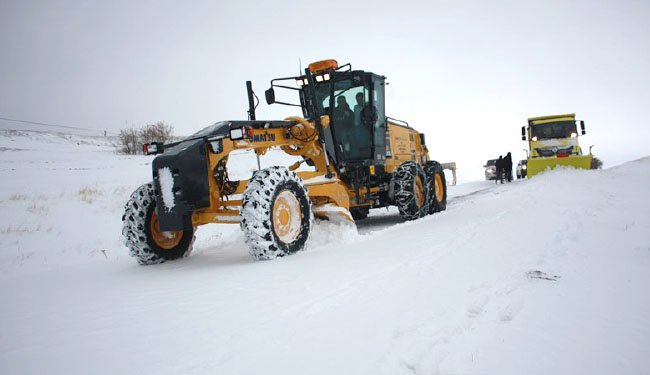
241,167,312,260
122,182,195,265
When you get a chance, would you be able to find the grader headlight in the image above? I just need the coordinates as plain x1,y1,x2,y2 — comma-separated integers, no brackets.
230,128,244,140
314,73,331,83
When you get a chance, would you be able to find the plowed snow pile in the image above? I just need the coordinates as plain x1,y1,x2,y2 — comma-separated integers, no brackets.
1,130,649,374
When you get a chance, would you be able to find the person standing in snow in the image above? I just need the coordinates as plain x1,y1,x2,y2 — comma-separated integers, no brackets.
496,155,504,184
504,152,513,182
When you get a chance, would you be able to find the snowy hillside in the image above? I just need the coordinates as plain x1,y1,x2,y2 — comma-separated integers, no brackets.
1,130,649,374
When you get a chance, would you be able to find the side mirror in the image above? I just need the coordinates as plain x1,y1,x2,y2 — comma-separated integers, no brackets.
580,120,586,135
265,87,276,105
361,105,377,126
521,126,526,141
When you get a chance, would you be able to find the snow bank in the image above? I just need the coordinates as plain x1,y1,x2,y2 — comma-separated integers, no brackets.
1,130,649,375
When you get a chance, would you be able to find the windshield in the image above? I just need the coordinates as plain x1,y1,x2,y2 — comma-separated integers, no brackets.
486,159,496,166
531,121,577,140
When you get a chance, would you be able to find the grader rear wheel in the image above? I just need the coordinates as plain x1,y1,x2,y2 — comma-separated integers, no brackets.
394,161,429,221
424,161,447,213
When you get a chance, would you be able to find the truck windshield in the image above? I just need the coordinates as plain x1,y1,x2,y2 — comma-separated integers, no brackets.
531,121,577,140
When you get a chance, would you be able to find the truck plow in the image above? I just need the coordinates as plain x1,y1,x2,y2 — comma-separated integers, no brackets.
526,154,592,177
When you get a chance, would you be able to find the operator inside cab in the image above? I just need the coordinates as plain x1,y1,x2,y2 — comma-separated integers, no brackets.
333,95,354,152
291,60,387,163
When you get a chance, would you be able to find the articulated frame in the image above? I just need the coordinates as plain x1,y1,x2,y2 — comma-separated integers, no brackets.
191,116,352,226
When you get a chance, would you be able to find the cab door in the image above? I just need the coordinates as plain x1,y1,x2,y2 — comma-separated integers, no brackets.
368,75,387,161
326,77,373,162
332,74,386,162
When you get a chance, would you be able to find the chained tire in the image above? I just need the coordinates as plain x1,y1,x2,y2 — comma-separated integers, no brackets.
394,161,429,221
241,167,312,260
122,182,195,265
424,161,447,213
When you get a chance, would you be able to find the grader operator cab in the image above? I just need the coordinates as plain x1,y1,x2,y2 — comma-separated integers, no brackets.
122,59,447,265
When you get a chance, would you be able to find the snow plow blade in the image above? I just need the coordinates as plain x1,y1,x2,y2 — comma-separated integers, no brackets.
527,155,592,178
312,203,356,226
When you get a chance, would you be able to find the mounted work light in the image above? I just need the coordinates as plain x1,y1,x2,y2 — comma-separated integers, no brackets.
308,59,338,72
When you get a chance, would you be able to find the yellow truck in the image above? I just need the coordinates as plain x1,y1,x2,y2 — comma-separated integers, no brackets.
521,113,593,178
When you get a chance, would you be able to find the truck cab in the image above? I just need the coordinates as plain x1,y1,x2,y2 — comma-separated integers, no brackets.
521,113,593,177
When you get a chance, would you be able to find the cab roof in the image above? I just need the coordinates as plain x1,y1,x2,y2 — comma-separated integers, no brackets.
528,113,575,125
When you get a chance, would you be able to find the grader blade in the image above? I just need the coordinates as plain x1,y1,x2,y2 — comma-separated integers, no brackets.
312,203,356,226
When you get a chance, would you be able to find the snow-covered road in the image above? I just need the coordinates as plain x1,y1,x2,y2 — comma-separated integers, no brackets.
1,131,649,374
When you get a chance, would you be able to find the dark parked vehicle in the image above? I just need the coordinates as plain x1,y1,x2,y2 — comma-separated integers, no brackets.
516,159,527,179
484,159,497,180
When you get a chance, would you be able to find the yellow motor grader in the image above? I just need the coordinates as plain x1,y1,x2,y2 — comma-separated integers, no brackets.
122,59,447,264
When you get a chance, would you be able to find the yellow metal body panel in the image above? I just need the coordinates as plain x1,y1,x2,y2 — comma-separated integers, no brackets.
526,155,592,177
385,122,429,173
304,182,350,210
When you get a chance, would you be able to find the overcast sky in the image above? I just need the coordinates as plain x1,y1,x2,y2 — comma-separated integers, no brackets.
1,0,649,179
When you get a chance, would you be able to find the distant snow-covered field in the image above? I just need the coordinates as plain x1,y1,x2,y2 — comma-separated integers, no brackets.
1,130,648,375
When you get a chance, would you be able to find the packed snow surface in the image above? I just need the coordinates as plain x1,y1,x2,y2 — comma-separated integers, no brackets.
1,130,649,374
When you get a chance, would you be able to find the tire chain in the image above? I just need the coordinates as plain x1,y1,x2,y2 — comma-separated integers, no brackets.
121,182,195,265
394,161,429,220
241,166,311,260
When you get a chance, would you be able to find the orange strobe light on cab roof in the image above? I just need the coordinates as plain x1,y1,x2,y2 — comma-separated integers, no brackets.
308,59,338,73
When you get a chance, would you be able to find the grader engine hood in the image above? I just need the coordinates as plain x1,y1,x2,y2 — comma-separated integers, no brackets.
152,139,210,231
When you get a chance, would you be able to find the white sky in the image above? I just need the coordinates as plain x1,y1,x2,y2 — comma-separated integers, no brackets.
1,0,649,180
